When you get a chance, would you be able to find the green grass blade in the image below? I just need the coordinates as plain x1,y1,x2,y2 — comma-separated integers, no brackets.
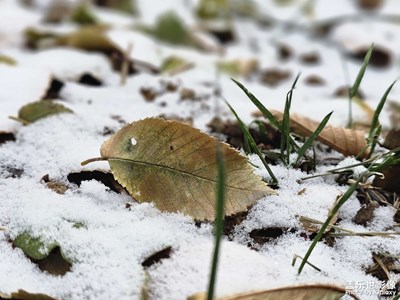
369,81,396,132
350,45,373,99
281,74,301,165
231,78,300,158
225,100,278,183
231,78,282,130
291,73,301,90
298,178,360,274
281,91,292,165
367,125,381,159
206,146,226,300
295,111,333,165
348,44,373,128
366,80,396,159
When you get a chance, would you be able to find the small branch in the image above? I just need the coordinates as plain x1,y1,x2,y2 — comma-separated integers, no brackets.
81,157,107,166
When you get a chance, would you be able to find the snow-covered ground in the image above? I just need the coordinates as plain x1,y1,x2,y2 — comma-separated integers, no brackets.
0,0,399,299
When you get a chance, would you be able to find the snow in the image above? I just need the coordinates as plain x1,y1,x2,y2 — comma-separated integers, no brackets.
0,0,399,299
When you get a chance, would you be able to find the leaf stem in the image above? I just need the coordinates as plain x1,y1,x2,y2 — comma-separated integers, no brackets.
80,157,107,166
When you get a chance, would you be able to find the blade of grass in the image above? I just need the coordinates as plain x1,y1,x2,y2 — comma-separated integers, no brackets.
231,78,300,153
366,80,396,159
206,146,226,300
348,44,373,128
298,178,360,274
225,100,278,183
295,111,333,165
281,91,292,165
350,45,373,99
282,74,301,165
231,78,282,130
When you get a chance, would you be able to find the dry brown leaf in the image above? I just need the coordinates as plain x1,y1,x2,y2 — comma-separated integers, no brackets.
271,110,368,158
188,284,357,300
83,118,275,220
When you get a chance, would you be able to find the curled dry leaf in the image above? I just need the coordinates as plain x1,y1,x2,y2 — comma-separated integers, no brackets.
188,284,355,300
272,110,368,158
82,118,275,220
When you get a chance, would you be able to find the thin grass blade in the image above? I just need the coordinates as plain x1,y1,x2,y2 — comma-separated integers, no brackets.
298,178,360,274
206,146,226,300
295,112,333,165
231,78,282,130
225,100,278,183
366,80,396,159
350,45,373,99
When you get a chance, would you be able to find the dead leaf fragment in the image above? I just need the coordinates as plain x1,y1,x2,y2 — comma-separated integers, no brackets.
13,232,72,275
188,284,350,300
0,290,56,300
272,110,368,158
260,69,291,87
0,55,17,66
218,59,259,77
89,118,274,220
161,56,194,75
11,101,73,124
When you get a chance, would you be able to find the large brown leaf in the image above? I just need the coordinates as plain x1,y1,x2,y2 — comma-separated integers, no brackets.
188,284,356,300
272,110,368,158
86,118,274,220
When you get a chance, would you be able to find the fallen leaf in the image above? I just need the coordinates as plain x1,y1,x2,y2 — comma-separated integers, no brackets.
196,0,230,20
93,0,137,15
13,232,72,275
70,4,98,25
0,290,56,300
10,101,72,125
83,118,275,220
14,232,62,260
25,25,118,55
42,174,69,195
272,110,368,158
299,51,320,65
149,12,190,46
161,56,194,75
218,59,259,77
24,27,158,74
0,55,17,66
260,69,291,87
353,201,379,226
188,284,352,300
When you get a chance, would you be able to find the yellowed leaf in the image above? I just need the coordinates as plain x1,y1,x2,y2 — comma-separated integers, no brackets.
188,284,355,300
272,110,368,158
84,118,274,220
0,290,56,300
